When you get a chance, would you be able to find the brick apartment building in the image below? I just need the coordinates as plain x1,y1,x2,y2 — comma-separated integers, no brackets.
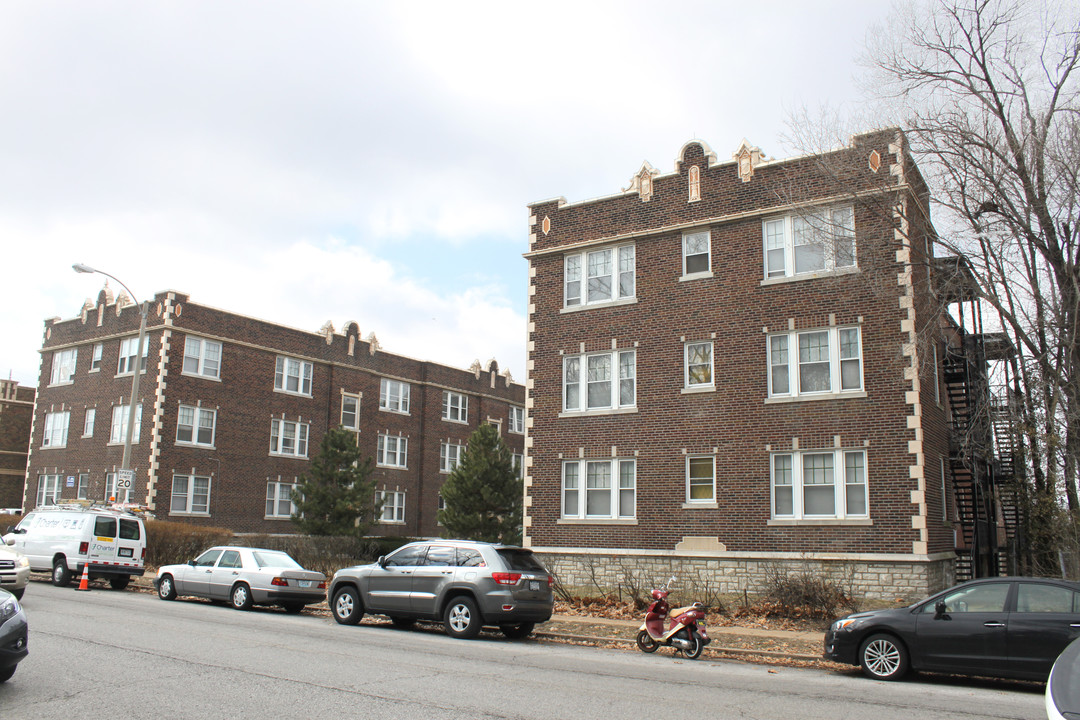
523,130,1011,597
24,288,525,536
0,380,34,509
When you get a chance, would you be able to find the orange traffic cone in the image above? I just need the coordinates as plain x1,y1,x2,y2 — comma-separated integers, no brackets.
75,565,90,591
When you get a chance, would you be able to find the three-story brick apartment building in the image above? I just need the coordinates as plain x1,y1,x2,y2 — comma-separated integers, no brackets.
0,380,34,509
523,130,976,597
25,287,524,536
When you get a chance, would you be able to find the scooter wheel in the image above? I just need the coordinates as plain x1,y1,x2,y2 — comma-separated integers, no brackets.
636,630,660,653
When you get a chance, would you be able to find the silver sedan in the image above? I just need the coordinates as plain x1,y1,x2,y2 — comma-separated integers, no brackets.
155,546,326,613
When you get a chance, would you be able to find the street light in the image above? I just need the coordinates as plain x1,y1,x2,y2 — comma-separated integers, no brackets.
73,263,148,503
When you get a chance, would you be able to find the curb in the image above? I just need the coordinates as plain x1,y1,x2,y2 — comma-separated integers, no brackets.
533,630,822,662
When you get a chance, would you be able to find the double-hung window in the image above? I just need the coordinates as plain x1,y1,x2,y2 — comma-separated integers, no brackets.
763,205,855,279
442,391,468,423
36,474,60,506
90,343,103,371
771,449,867,519
176,405,216,446
118,337,148,375
77,473,89,500
768,326,862,398
377,491,405,523
171,474,210,514
377,434,408,468
270,419,308,457
379,379,410,414
509,406,525,434
684,341,713,389
266,481,296,518
686,456,715,502
183,337,222,378
440,441,464,473
682,230,711,277
341,393,360,430
83,408,96,438
50,348,77,385
562,459,635,519
110,404,143,444
563,349,636,412
42,411,70,448
564,244,635,307
274,356,312,396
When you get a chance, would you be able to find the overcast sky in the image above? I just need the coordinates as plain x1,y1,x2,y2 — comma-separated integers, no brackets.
0,0,893,387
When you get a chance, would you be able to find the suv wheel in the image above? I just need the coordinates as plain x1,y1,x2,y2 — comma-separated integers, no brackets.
332,586,364,625
444,596,482,639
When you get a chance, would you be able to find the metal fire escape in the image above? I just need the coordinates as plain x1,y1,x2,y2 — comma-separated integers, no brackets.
933,256,1023,580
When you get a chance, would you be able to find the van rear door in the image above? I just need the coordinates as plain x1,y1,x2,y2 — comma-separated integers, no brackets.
88,516,118,566
116,518,144,570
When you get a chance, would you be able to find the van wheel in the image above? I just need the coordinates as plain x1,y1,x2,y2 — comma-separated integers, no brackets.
230,583,253,611
444,596,482,639
52,559,72,587
109,576,130,591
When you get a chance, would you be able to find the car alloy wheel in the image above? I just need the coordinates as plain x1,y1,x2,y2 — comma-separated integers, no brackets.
332,586,363,625
859,633,909,680
444,596,481,639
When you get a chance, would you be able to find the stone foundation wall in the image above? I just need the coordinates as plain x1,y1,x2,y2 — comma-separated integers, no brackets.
535,551,956,601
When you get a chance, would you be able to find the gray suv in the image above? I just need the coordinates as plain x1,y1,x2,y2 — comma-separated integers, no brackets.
329,540,553,639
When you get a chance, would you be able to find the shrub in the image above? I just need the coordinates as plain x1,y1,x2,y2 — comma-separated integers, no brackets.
145,520,233,568
761,569,855,619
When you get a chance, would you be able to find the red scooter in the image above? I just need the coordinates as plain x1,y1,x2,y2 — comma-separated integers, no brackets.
636,576,710,660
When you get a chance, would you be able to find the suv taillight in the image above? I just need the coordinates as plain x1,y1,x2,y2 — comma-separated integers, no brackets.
491,572,521,585
547,575,554,588
78,541,89,555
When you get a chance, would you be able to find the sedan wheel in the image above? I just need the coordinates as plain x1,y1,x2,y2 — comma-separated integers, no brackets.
859,633,909,680
230,583,253,611
332,586,363,625
157,575,177,601
444,596,482,639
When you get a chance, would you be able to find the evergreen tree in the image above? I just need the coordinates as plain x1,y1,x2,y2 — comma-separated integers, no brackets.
291,427,378,537
438,423,522,544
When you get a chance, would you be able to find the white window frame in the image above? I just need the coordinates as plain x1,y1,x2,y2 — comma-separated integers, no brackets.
104,472,133,504
176,404,216,447
562,349,636,413
377,434,408,468
763,205,856,280
681,230,712,278
341,393,360,431
171,474,210,515
36,474,60,506
117,336,148,376
183,336,222,379
42,411,70,448
564,244,636,308
109,404,143,444
379,379,410,414
50,348,77,385
83,408,96,438
513,452,524,479
266,480,297,519
771,449,868,520
509,406,525,434
77,473,89,500
440,441,464,473
442,391,468,423
377,490,405,523
90,342,103,372
269,418,309,458
684,341,714,389
274,356,313,396
686,456,716,503
767,326,863,399
561,458,635,519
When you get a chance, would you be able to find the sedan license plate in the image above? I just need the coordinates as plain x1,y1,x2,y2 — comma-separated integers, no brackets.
118,548,133,558
298,580,312,588
529,580,540,591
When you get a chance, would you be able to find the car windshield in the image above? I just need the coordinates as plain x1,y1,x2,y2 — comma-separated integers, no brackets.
496,549,545,572
251,551,302,569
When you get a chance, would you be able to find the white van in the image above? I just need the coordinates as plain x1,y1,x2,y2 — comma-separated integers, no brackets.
2,504,147,589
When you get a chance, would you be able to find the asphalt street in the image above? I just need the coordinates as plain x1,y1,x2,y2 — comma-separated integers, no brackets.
0,583,1047,719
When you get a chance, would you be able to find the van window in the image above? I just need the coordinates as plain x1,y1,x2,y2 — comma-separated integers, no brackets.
119,519,141,540
94,517,117,538
14,513,35,532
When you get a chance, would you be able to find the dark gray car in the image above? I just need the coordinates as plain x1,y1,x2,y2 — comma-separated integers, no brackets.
329,540,553,639
0,587,28,682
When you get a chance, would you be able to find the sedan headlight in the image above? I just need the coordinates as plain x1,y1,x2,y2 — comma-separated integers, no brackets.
0,595,20,625
831,618,860,632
